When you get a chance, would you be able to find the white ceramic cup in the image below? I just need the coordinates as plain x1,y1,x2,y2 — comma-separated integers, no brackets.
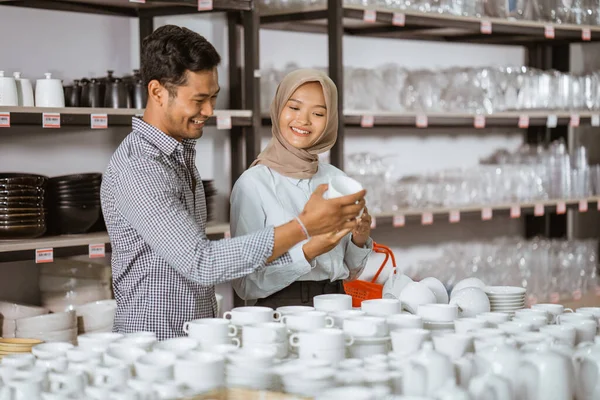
35,356,68,373
498,320,534,335
399,282,437,314
32,343,75,360
276,306,315,315
558,312,595,324
389,328,430,356
134,351,176,382
417,304,458,322
343,316,387,338
111,335,157,351
65,348,103,364
290,328,354,351
576,307,600,324
77,332,123,351
1,353,36,369
454,317,487,334
3,376,43,400
174,352,225,392
476,312,512,326
223,306,281,326
532,304,572,321
326,176,364,210
562,320,597,344
104,345,146,366
183,318,237,344
386,314,423,330
539,325,577,347
152,337,199,356
513,314,548,330
450,278,486,298
91,362,131,388
281,311,335,332
420,277,449,304
432,333,473,360
313,294,353,313
449,287,491,318
330,310,367,328
242,322,287,344
48,370,86,396
226,347,278,368
361,299,401,316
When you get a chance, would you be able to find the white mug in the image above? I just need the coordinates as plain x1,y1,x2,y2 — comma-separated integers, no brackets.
91,363,131,388
361,299,401,317
48,370,85,396
343,316,387,338
183,318,237,344
313,294,353,313
242,322,287,343
281,311,334,332
389,328,430,356
223,306,281,325
386,314,423,330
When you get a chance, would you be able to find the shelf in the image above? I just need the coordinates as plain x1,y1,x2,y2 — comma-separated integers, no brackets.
0,107,252,128
260,6,600,44
371,197,598,226
0,0,252,17
261,110,600,128
0,222,230,262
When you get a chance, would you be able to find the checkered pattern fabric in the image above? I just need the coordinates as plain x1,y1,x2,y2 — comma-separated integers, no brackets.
101,117,288,340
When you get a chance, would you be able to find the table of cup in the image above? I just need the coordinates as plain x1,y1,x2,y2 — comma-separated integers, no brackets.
3,290,600,400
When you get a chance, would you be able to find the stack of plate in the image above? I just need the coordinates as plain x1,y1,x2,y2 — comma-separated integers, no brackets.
0,338,44,360
484,286,526,314
202,180,216,222
0,173,48,239
47,173,102,234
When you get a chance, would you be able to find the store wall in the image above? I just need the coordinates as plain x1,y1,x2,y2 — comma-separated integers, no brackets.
1,6,525,312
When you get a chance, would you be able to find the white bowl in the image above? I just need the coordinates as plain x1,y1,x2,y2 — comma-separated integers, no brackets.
16,327,78,343
76,300,116,332
449,287,490,318
0,301,48,320
32,342,75,359
16,310,76,332
484,286,526,296
417,304,458,322
420,277,449,304
450,278,486,298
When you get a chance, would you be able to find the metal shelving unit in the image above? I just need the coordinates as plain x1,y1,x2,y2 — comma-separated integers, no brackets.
0,0,258,262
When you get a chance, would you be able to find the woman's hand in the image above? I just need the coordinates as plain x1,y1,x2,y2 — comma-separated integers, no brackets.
351,207,371,248
302,227,354,262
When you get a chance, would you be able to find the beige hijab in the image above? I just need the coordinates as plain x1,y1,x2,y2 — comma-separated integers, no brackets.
251,69,338,179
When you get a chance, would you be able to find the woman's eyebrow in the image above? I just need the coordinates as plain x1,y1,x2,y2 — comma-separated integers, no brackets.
289,98,327,109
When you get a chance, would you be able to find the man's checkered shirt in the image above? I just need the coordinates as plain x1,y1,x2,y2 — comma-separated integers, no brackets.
101,117,290,340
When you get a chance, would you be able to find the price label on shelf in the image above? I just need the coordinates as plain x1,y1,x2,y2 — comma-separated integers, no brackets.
557,201,566,214
449,210,460,223
393,215,405,228
89,244,106,258
592,114,600,127
582,28,591,41
546,114,558,128
197,0,213,10
35,248,53,264
129,0,146,3
43,113,60,128
570,114,580,127
363,10,377,23
579,199,588,212
416,115,428,128
392,12,406,27
544,25,555,39
370,216,377,229
474,115,486,129
518,115,529,128
510,205,521,218
421,212,433,225
534,203,545,217
216,116,232,130
360,115,374,128
482,207,492,221
480,20,492,34
90,114,108,129
0,112,10,128
224,230,231,239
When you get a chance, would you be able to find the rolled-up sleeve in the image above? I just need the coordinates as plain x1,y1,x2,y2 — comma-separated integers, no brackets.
230,174,313,301
344,236,373,280
113,158,282,287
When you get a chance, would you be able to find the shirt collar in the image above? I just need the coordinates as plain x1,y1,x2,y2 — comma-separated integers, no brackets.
132,117,196,156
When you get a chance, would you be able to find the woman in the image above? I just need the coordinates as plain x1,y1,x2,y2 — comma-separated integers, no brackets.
229,68,373,308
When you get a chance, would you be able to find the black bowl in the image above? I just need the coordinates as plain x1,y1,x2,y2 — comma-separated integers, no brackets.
0,224,46,239
49,204,101,235
0,173,48,188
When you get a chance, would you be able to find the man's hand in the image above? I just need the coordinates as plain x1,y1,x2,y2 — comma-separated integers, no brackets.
302,227,354,262
351,207,371,248
299,184,366,237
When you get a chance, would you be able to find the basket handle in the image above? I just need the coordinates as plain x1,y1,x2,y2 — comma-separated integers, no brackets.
370,242,397,284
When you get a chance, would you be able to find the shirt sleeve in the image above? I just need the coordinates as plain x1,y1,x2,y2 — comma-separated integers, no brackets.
112,158,280,288
229,172,313,301
343,235,373,281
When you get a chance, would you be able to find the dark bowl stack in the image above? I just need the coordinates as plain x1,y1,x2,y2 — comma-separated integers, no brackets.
202,180,216,222
47,174,102,235
0,173,48,239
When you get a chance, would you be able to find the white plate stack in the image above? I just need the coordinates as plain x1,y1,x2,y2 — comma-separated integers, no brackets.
484,286,526,314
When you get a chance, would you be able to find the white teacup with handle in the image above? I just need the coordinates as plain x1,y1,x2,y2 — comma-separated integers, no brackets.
183,318,238,345
281,311,334,332
223,306,281,326
324,176,364,217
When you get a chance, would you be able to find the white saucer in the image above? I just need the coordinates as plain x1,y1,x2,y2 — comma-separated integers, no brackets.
423,321,455,330
485,286,527,296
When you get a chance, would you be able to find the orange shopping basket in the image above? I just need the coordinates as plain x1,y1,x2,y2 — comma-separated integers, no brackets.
343,243,397,308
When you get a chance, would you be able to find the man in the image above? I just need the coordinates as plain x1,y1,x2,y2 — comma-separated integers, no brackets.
100,25,366,340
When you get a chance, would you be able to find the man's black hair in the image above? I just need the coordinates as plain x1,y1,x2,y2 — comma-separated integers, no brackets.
141,25,221,97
